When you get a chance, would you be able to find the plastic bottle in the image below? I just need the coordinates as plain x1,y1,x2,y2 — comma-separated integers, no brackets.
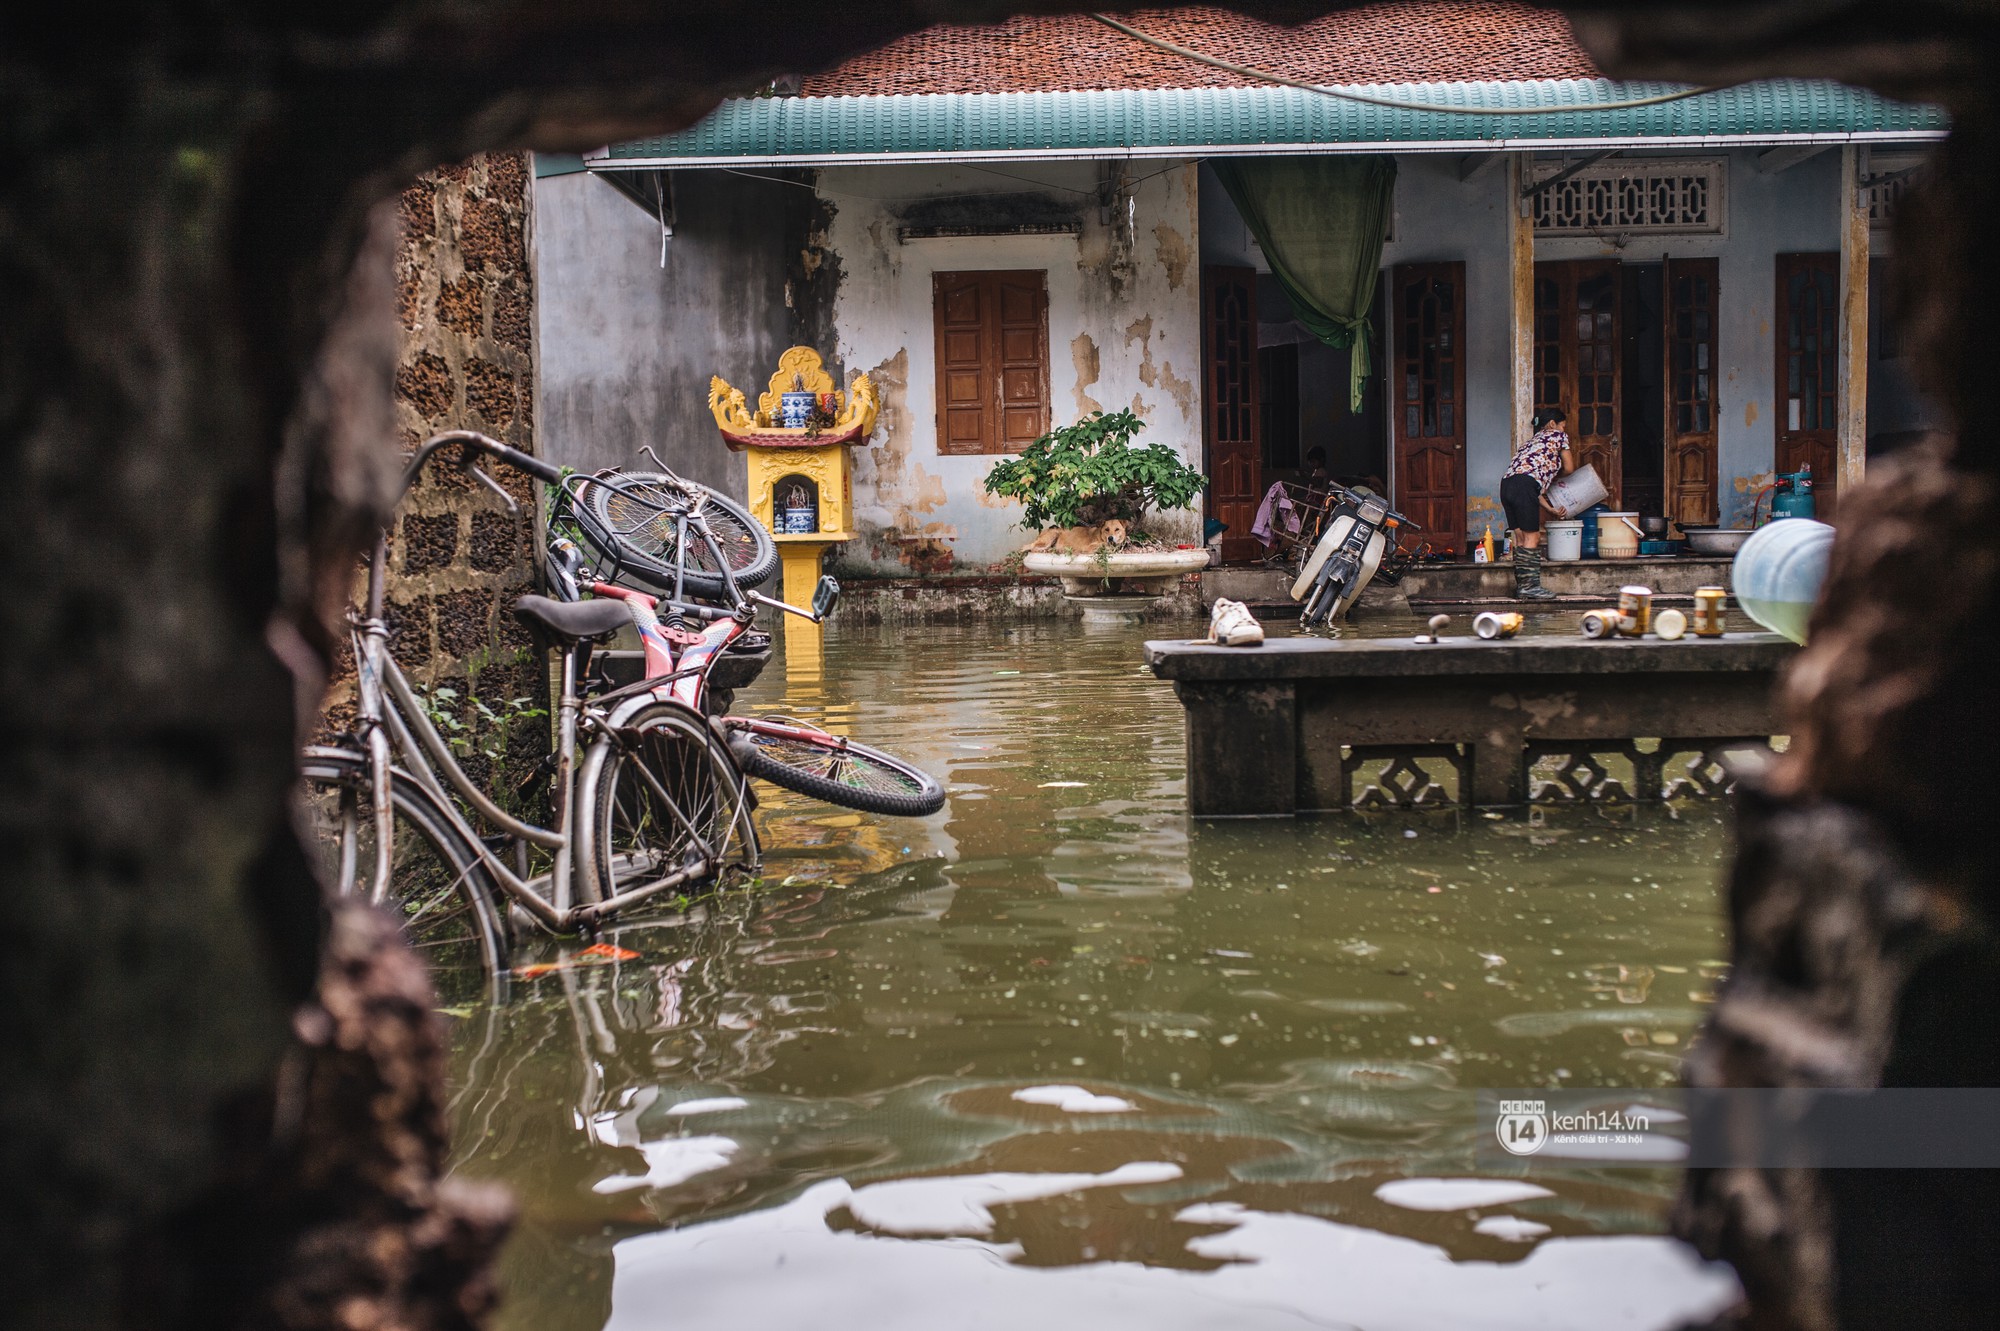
1480,526,1496,565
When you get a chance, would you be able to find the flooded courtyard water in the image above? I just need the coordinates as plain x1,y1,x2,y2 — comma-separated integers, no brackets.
448,612,1744,1330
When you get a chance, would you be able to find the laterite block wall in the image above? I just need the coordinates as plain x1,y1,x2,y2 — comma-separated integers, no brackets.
323,152,549,794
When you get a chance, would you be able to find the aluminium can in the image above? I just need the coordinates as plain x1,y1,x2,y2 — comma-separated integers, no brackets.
1692,586,1727,637
1579,609,1620,639
1653,608,1688,641
1617,585,1654,637
1474,611,1524,640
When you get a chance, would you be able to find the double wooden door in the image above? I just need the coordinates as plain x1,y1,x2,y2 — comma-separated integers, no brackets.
1201,267,1262,564
1533,258,1720,524
1775,252,1839,511
1391,262,1467,555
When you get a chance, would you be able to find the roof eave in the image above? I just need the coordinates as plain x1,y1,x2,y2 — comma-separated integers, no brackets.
587,128,1947,172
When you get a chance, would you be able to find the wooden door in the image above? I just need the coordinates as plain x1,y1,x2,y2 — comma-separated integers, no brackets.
933,270,1050,456
1392,263,1467,556
1534,259,1623,504
1202,266,1261,563
1664,257,1721,527
1776,252,1840,511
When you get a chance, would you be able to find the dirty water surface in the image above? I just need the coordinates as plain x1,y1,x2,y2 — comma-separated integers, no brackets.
448,614,1744,1331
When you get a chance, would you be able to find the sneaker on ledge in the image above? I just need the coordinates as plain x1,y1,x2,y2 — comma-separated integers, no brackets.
1208,597,1266,646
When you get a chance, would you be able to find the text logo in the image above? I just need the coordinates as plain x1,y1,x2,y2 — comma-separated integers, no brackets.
1496,1098,1549,1156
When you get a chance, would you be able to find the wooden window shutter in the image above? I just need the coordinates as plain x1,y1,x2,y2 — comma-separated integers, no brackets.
934,270,1049,455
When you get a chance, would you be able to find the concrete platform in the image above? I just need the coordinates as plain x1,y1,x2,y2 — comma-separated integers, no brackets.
1144,632,1795,815
1201,556,1737,613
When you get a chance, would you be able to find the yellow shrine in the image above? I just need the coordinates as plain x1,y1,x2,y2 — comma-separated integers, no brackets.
709,347,879,658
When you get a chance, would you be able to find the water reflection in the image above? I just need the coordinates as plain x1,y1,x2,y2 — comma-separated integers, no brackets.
450,615,1741,1330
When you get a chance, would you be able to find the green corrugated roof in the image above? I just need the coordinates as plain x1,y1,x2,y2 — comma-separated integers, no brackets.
593,80,1944,167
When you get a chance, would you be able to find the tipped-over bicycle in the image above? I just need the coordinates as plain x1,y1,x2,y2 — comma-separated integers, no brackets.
299,431,942,991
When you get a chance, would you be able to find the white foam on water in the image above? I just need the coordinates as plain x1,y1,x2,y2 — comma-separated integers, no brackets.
847,1162,1183,1237
667,1096,750,1116
1010,1084,1137,1114
592,1136,738,1195
1475,1216,1554,1241
1373,1178,1557,1212
607,1184,1741,1331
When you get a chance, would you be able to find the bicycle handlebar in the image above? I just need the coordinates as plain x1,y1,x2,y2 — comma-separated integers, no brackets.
402,430,563,499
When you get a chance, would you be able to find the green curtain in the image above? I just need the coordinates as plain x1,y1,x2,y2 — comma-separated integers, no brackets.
1211,156,1397,414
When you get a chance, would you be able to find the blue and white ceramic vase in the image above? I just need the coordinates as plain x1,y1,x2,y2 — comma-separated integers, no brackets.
780,391,818,428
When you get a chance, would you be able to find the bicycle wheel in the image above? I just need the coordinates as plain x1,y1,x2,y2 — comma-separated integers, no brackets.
298,750,508,994
576,701,759,909
575,472,778,598
723,717,946,817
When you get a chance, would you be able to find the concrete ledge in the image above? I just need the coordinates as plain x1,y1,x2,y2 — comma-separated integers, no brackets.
834,574,1202,624
1145,633,1792,680
1145,632,1796,814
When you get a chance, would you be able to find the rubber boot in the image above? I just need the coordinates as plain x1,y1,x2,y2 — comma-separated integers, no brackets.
1514,544,1555,600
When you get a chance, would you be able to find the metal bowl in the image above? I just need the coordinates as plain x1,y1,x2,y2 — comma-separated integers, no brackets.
1639,516,1669,537
1679,526,1753,555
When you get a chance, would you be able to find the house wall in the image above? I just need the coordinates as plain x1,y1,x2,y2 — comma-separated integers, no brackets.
816,160,1205,575
1204,148,1869,538
1531,148,1842,528
532,168,797,495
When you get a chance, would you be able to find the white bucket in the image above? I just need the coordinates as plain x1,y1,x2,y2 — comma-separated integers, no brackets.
1545,519,1584,562
1544,464,1610,519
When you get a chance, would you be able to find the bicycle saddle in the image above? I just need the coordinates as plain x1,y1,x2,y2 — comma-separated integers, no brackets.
511,594,631,644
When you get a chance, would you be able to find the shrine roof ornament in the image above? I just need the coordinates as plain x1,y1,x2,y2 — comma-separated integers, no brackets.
709,347,880,452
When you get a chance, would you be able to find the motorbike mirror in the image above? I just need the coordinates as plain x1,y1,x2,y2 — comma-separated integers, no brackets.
812,574,841,622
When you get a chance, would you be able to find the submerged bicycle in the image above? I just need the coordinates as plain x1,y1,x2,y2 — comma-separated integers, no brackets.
300,431,943,990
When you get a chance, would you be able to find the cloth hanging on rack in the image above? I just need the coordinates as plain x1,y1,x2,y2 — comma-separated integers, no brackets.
1251,480,1300,549
1211,156,1396,413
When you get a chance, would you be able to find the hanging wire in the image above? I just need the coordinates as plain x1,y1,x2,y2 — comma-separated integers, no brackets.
1089,13,1738,115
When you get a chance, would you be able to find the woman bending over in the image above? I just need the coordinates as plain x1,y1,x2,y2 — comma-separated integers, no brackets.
1499,407,1576,600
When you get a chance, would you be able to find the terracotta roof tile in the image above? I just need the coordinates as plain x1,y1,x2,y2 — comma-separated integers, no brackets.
798,4,1600,98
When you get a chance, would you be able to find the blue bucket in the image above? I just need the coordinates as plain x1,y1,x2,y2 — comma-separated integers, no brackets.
1579,504,1608,559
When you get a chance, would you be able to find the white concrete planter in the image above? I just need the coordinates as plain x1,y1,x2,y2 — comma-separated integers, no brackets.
1021,547,1211,622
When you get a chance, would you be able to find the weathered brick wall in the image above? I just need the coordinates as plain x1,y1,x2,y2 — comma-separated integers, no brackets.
324,152,547,795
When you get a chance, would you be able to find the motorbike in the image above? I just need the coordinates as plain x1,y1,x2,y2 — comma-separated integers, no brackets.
1288,485,1422,628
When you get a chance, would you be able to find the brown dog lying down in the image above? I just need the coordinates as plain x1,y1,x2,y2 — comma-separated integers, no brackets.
1022,518,1129,554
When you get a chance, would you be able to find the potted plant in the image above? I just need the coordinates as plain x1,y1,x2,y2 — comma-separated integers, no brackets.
982,409,1211,619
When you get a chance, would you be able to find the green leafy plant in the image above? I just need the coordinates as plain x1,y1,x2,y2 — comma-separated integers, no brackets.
420,684,549,768
981,409,1206,533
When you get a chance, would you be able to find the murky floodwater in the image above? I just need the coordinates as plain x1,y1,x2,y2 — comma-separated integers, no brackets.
448,612,1744,1331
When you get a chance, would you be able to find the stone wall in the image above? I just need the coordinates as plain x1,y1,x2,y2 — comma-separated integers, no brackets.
325,152,548,793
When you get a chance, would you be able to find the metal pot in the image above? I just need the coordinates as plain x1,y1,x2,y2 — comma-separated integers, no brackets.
1679,526,1753,555
1639,516,1669,537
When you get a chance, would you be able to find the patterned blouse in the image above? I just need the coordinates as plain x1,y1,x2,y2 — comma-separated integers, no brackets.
1504,428,1570,491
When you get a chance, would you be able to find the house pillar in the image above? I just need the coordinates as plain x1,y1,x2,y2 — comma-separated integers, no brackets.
1837,145,1871,498
1508,154,1535,466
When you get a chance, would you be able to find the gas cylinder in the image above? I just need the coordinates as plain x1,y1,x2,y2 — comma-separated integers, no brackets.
1768,465,1817,522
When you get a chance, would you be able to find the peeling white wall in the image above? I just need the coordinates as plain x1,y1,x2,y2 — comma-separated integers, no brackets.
817,161,1204,576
